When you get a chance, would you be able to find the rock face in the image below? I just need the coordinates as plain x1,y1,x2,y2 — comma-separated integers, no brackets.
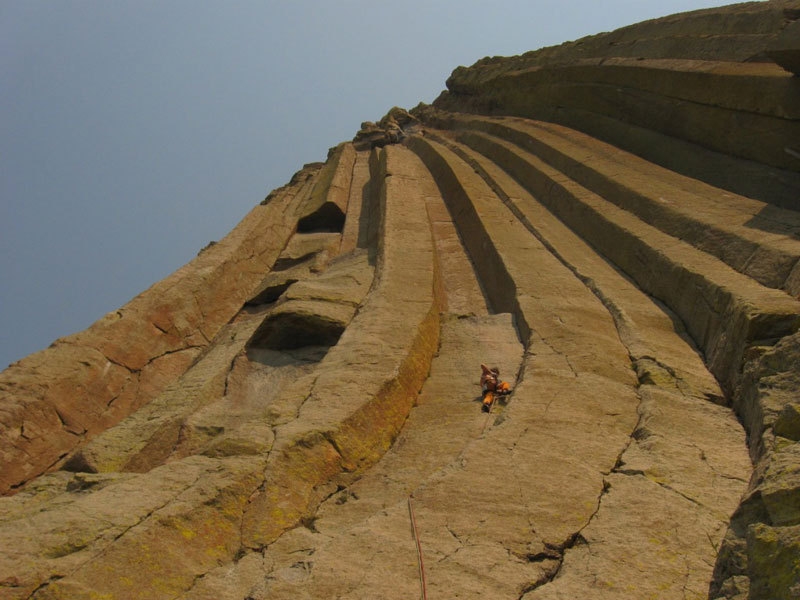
1,2,800,599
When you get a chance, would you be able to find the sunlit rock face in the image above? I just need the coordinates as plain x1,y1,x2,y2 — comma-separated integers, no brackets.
1,2,799,599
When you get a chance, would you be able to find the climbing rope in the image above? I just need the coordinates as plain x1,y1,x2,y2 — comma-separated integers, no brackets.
408,496,428,600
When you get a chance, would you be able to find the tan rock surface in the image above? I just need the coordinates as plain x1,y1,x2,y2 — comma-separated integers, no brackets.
0,161,324,494
415,118,800,396
2,3,800,599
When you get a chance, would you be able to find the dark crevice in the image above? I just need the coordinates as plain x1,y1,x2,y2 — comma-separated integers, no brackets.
65,474,105,493
297,204,345,233
222,353,238,399
23,575,64,599
357,156,380,263
300,515,319,533
246,279,298,306
152,322,171,336
61,453,97,474
518,533,589,597
320,432,351,472
271,253,317,272
519,478,609,596
53,407,86,437
95,351,137,374
247,313,345,353
613,467,646,477
407,135,527,339
139,344,207,372
43,451,70,473
524,543,563,563
9,477,30,491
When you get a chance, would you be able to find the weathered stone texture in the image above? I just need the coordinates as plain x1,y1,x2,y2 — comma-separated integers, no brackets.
436,0,800,209
0,162,322,495
2,2,800,599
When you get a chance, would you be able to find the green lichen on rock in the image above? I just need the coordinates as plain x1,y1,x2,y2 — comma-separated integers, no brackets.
760,443,800,528
776,402,800,441
747,522,800,600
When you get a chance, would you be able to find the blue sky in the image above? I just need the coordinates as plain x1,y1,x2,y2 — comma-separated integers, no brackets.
1,0,730,368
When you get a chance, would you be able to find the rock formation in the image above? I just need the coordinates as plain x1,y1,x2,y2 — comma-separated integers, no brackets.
1,2,799,598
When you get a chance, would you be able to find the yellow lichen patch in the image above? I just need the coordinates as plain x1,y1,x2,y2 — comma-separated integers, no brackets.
242,434,343,548
170,517,198,541
32,460,261,599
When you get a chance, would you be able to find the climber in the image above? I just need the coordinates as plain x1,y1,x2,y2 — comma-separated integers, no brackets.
480,363,510,412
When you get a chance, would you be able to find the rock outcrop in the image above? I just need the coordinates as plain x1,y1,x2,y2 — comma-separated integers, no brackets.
1,2,799,599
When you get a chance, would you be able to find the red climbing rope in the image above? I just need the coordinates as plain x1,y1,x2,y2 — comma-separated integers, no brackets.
408,496,428,600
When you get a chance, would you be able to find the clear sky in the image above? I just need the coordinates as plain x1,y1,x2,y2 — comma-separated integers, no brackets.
1,0,732,369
